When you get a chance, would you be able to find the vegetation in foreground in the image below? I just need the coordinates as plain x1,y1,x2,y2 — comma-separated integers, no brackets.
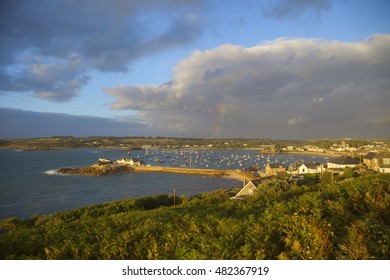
0,173,389,260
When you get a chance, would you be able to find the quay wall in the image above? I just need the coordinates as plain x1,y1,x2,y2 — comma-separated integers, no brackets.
57,163,255,181
133,165,226,176
132,165,254,181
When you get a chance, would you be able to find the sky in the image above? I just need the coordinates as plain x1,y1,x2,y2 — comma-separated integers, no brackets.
0,0,389,139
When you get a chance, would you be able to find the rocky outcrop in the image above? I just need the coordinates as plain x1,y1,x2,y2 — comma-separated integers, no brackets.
58,165,133,176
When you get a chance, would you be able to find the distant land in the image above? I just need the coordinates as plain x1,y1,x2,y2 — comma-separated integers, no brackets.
0,136,389,155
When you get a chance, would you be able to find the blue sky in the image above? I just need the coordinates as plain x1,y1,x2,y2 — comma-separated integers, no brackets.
0,0,389,138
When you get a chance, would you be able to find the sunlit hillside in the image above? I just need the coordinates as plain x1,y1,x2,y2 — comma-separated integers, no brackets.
0,173,388,260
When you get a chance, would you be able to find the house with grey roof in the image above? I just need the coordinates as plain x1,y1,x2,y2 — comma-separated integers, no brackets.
371,152,390,173
231,178,269,199
265,163,286,176
327,155,360,169
363,152,377,168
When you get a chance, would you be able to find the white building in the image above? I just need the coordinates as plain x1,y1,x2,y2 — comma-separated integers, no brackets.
231,179,266,199
297,162,325,174
116,158,144,166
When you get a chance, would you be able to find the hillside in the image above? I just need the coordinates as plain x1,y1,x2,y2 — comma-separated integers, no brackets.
0,173,389,260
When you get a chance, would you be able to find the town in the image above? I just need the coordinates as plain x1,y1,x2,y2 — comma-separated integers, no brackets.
59,138,389,201
89,138,390,175
3,136,389,181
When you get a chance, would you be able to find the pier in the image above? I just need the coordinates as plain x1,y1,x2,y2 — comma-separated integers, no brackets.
132,165,255,181
58,163,255,181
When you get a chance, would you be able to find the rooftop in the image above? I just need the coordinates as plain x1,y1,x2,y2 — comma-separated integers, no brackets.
328,155,360,165
363,152,377,160
299,162,319,169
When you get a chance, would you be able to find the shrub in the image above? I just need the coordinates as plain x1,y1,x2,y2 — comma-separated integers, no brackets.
133,194,181,210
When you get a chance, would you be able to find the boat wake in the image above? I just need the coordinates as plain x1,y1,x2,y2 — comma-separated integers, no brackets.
45,168,78,176
44,169,61,176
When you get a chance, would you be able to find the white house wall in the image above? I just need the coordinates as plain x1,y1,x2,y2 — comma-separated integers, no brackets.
298,165,318,174
327,163,358,169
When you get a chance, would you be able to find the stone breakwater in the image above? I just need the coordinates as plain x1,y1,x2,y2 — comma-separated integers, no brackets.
58,165,133,176
132,166,253,180
57,164,255,181
132,165,227,176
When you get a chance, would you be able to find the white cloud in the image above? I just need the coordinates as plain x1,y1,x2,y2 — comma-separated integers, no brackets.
286,117,309,126
312,97,323,103
3,54,90,102
106,35,390,138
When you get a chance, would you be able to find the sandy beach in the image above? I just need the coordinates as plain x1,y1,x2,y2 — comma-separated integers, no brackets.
224,170,256,182
281,151,340,157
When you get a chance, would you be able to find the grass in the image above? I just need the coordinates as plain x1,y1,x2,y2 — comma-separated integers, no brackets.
0,173,389,260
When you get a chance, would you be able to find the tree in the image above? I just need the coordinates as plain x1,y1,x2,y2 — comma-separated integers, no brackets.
343,167,354,179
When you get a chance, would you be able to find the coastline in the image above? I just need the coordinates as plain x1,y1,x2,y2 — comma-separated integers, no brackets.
281,151,340,158
224,170,256,181
0,145,349,158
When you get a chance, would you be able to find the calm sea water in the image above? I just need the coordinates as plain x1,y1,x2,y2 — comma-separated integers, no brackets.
0,148,327,219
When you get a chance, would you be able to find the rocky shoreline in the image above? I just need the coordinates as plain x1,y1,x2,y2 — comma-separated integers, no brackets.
58,165,133,176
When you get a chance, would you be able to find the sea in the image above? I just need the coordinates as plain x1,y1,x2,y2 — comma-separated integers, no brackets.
0,148,329,219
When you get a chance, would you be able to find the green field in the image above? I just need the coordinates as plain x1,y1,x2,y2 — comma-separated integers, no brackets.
0,173,389,260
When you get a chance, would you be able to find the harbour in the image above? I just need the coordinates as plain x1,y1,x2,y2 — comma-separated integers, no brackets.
0,148,330,219
132,165,255,181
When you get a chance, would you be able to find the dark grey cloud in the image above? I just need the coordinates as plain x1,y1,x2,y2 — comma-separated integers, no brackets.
0,0,205,101
105,35,390,139
1,53,89,102
263,0,332,18
0,108,145,138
